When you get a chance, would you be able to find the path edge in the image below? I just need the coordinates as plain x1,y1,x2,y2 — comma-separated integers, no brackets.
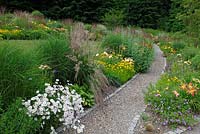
129,44,167,134
56,73,139,133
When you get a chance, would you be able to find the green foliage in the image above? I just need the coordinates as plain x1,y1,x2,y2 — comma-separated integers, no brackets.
102,33,154,73
89,24,108,41
97,52,135,85
126,0,170,29
70,84,95,107
0,95,3,114
0,43,49,106
0,12,66,40
0,13,15,26
146,32,200,127
165,0,185,32
145,68,200,127
181,46,200,60
12,15,32,30
39,37,71,84
172,41,186,51
24,30,48,39
102,33,128,53
191,53,200,70
84,24,92,31
1,0,171,27
31,10,44,17
141,112,149,121
178,0,200,44
0,99,41,134
46,20,64,28
102,9,125,27
125,44,154,73
39,37,94,86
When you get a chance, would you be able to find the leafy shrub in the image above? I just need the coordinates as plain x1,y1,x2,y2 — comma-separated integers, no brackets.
0,99,41,134
25,30,48,39
125,44,154,72
0,34,3,40
191,53,200,70
31,10,44,17
70,84,95,107
95,24,108,35
46,20,64,28
102,33,128,53
0,13,15,26
172,41,186,51
181,46,200,60
84,24,92,31
0,44,48,106
102,9,125,27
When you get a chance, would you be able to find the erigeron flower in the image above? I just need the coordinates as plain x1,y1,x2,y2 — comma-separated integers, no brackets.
39,64,51,70
22,80,84,134
50,126,57,134
183,60,191,65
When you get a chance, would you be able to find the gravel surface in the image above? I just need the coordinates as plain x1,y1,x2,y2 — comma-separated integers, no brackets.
183,124,200,134
77,45,166,134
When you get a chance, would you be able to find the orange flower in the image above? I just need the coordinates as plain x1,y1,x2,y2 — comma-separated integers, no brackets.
181,82,198,96
173,90,179,97
187,89,197,96
181,84,187,90
188,82,193,90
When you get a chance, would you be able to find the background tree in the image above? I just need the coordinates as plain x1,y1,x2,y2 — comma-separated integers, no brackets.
126,0,170,29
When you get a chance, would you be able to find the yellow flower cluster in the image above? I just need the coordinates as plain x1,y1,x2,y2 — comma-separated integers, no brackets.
96,52,135,83
38,24,50,30
162,45,176,54
101,58,134,73
0,29,21,34
168,76,181,83
96,51,122,59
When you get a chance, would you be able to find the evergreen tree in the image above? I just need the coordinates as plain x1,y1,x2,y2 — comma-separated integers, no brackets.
127,0,169,29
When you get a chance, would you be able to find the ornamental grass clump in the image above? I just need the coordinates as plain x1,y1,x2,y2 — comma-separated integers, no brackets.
22,80,85,134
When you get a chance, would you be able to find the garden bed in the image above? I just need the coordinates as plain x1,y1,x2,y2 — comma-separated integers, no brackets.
0,11,155,134
143,30,200,133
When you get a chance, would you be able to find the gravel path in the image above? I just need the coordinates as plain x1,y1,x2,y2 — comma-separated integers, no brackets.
183,124,200,134
80,45,166,134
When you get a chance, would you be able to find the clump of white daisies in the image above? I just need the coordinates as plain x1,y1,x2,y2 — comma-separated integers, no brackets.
22,79,85,134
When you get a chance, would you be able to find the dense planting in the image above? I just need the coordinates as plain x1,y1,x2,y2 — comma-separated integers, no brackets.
145,31,200,128
0,11,154,133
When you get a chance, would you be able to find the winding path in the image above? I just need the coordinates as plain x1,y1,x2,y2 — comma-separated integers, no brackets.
80,45,166,134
